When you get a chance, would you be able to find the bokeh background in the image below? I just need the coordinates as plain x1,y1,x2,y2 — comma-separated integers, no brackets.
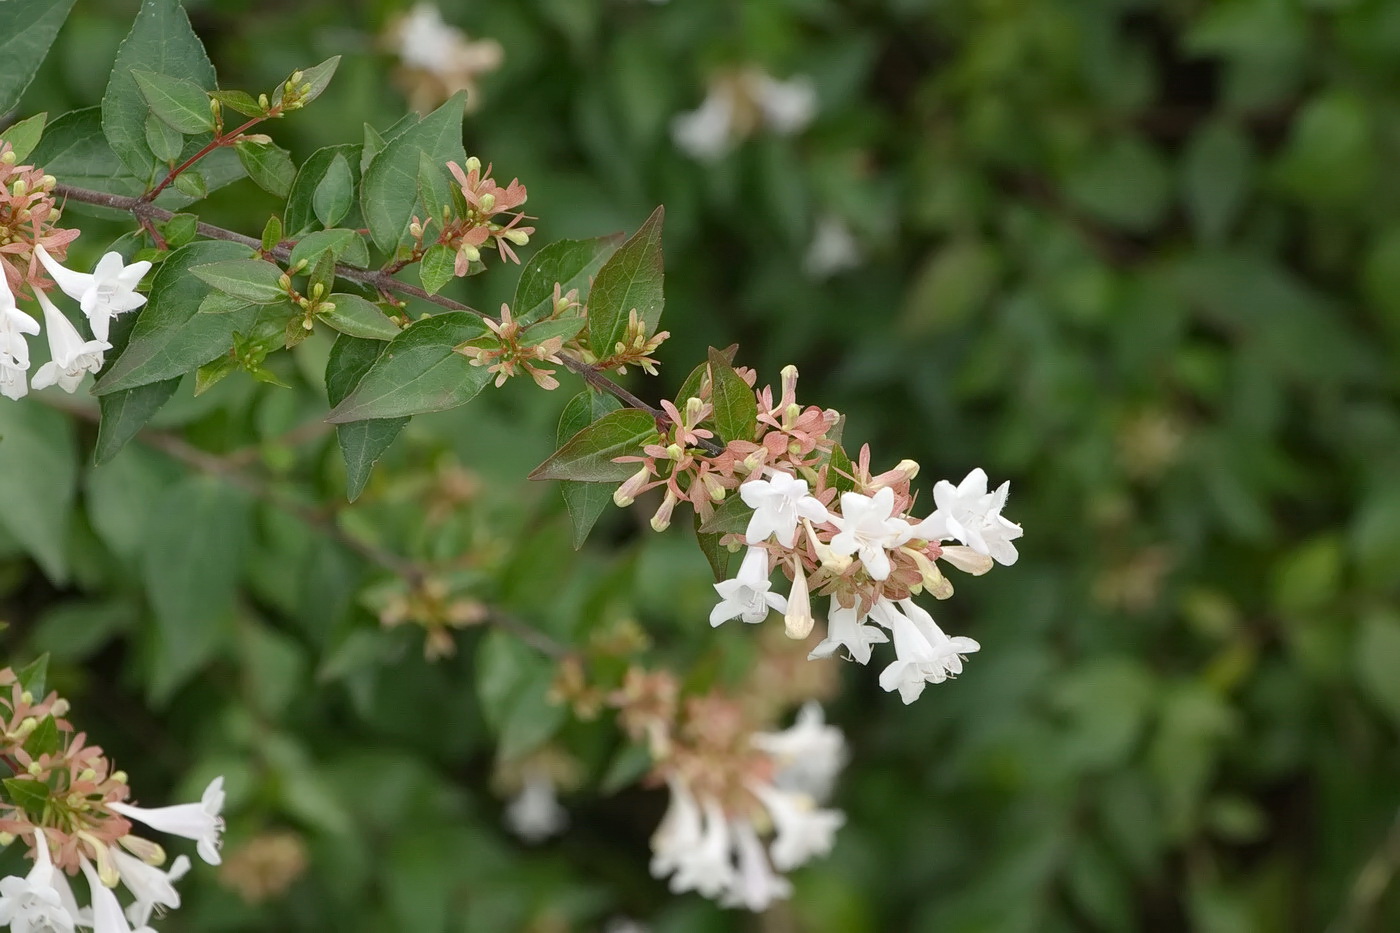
4,0,1400,930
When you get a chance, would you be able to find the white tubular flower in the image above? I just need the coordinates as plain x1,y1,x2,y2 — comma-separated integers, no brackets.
783,559,815,640
748,782,845,871
804,215,860,279
752,701,847,801
827,487,912,582
31,289,110,393
0,831,76,933
35,245,152,343
668,798,736,898
671,89,735,161
739,470,830,548
752,74,817,134
112,849,188,928
808,598,888,666
874,600,980,704
913,468,1023,566
503,769,568,844
78,859,132,933
721,819,791,912
109,777,225,866
0,276,40,402
939,545,994,576
710,547,787,627
650,778,703,881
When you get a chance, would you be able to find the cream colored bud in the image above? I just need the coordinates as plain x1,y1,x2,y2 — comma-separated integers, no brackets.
0,833,14,847
41,175,55,190
79,768,97,783
27,761,42,776
11,179,27,197
277,274,292,290
258,93,270,110
503,229,529,246
290,70,305,85
664,443,684,461
311,283,325,300
462,245,481,263
50,699,69,716
478,192,496,212
1,151,16,165
111,770,127,784
409,221,424,238
465,156,482,174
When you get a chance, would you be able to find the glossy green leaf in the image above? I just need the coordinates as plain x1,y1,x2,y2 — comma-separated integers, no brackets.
322,294,401,341
15,654,48,698
513,235,621,325
419,243,456,296
132,68,214,133
587,206,665,358
312,152,354,228
144,112,183,162
325,335,407,502
2,778,48,819
290,55,340,107
707,346,757,444
191,258,286,304
360,92,466,251
0,0,77,114
529,408,658,483
325,312,489,422
236,140,296,198
0,403,77,582
286,144,360,234
288,228,369,270
0,112,47,163
558,391,623,548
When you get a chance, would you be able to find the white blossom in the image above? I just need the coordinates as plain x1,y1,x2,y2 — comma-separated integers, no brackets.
828,487,913,581
0,831,76,933
31,289,109,394
112,849,188,929
808,598,888,666
671,89,735,161
783,559,815,639
739,470,829,548
874,599,979,704
392,3,461,73
804,215,860,279
748,782,844,871
668,798,736,898
649,778,703,881
109,776,225,866
720,819,791,912
0,275,39,402
913,468,1023,566
78,859,132,933
35,245,151,344
752,74,817,134
752,701,847,800
503,769,568,843
710,546,787,626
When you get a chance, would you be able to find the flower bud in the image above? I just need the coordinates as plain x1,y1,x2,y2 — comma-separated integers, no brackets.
465,156,482,174
50,699,69,716
258,93,270,111
503,229,529,246
278,273,292,290
461,245,481,263
11,179,26,197
784,560,814,639
0,833,13,847
479,192,496,212
650,490,679,532
613,465,652,508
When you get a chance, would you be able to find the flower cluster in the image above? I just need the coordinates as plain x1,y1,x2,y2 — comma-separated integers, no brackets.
609,363,1022,703
0,143,78,298
383,2,504,113
0,667,224,933
672,68,818,161
456,303,566,390
644,697,847,912
422,158,533,274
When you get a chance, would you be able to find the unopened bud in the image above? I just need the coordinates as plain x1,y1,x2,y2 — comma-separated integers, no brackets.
11,179,26,197
15,717,36,738
258,93,270,111
293,259,308,273
0,833,14,847
27,761,42,776
503,228,529,246
19,691,32,705
478,192,496,212
277,273,292,290
461,245,481,263
111,770,127,785
41,175,55,190
49,699,69,716
79,768,97,783
290,70,305,85
649,490,679,532
664,443,684,461
311,283,325,300
684,397,705,424
320,301,336,314
465,156,482,174
409,221,424,238
1,151,15,165
119,834,166,865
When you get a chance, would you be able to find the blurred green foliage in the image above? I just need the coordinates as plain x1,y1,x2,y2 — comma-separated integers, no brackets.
3,0,1400,930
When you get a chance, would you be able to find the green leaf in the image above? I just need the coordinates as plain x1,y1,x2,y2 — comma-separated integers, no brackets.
144,113,183,162
513,235,620,324
29,108,147,206
521,316,585,347
530,409,659,483
325,312,489,422
419,243,456,296
143,477,251,702
172,170,206,199
2,778,49,819
325,335,407,501
23,716,61,758
291,55,340,107
102,0,217,183
132,69,214,133
321,294,401,341
695,513,731,582
600,743,652,794
197,292,252,315
193,354,237,395
707,346,757,444
0,402,77,582
15,654,48,697
558,391,623,548
162,212,198,248
261,214,283,252
475,630,566,759
587,206,665,358
190,258,287,304
96,380,180,463
208,89,262,117
286,144,361,234
1182,120,1254,244
1355,611,1400,727
235,140,295,198
94,241,258,394
312,153,354,228
697,493,753,536
288,228,368,271
416,150,453,231
0,0,77,114
360,92,467,251
0,112,47,163
826,443,856,493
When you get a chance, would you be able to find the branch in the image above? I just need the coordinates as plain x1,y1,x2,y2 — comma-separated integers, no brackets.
50,183,727,457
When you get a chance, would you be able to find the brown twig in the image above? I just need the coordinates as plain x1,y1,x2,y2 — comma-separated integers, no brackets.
142,115,268,203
